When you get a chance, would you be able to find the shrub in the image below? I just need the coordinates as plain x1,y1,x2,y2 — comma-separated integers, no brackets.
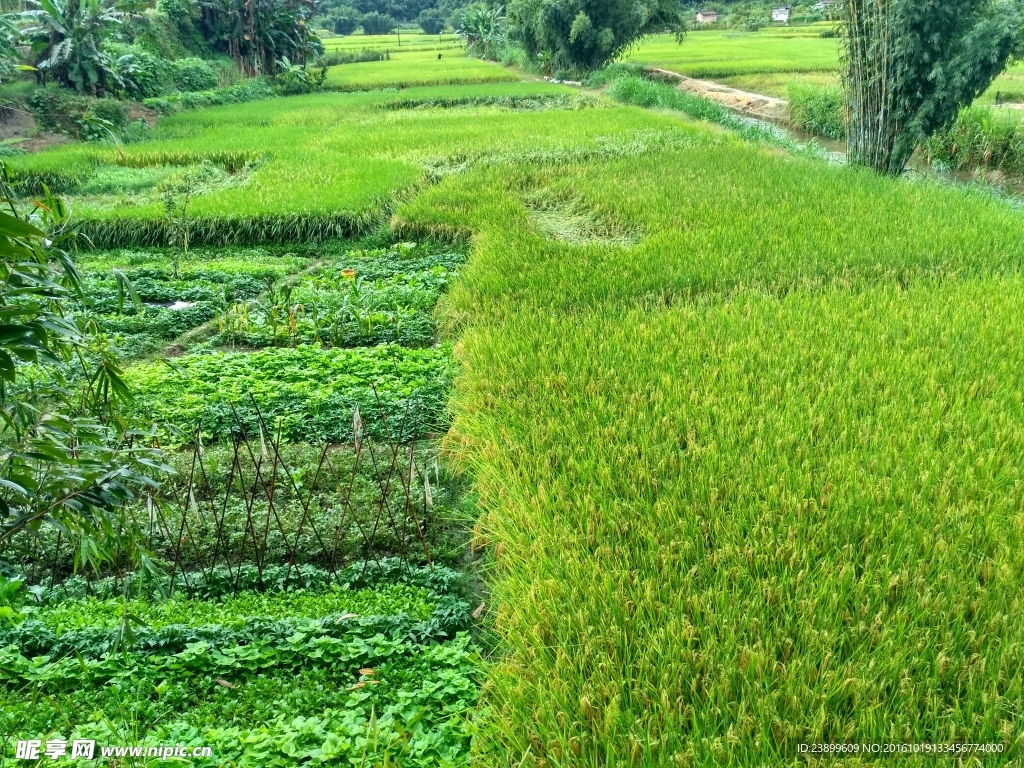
170,57,219,92
745,15,769,31
418,8,446,34
273,62,328,95
787,82,845,140
107,43,174,99
28,87,130,140
360,11,396,34
331,5,360,34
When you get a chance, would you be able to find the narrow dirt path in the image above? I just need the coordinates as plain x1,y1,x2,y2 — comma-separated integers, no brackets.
645,67,789,122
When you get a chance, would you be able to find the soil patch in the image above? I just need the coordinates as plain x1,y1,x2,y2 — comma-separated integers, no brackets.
645,68,790,122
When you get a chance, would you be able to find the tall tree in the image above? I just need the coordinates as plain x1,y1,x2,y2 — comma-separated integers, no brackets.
509,0,681,72
843,0,1021,175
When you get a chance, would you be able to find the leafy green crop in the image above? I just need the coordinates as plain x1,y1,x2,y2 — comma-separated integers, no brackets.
15,583,436,633
126,343,454,442
0,634,479,767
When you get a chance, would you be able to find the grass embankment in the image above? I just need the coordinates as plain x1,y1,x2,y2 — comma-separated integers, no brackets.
396,127,1024,764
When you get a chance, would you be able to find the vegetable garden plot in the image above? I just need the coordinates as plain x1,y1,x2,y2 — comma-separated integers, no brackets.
70,246,311,358
211,245,466,350
0,561,479,767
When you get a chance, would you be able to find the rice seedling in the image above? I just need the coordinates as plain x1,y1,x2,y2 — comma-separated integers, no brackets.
323,53,519,91
624,29,840,78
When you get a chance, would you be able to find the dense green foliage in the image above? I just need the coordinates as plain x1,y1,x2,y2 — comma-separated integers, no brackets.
844,0,1021,174
20,0,135,94
509,0,682,71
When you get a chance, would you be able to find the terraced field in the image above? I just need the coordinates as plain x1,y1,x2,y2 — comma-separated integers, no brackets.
3,41,1024,768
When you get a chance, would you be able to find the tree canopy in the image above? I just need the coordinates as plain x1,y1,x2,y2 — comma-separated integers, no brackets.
508,0,682,72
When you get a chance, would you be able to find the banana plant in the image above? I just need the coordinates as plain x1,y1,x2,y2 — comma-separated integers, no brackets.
20,0,146,94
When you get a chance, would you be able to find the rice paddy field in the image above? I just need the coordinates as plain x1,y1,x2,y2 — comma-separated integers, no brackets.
4,40,1024,768
320,32,464,53
323,53,519,91
624,27,840,78
630,28,1024,107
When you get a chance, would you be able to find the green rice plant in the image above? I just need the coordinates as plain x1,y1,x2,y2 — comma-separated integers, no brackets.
395,133,1024,764
323,53,519,91
623,29,840,78
76,211,379,248
787,81,846,139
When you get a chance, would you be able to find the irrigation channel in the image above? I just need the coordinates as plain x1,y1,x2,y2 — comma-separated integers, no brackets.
644,67,1024,199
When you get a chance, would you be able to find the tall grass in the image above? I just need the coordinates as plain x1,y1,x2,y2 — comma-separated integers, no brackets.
926,105,1024,177
786,82,846,139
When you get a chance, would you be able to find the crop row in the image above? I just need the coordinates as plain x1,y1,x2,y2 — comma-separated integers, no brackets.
1,558,476,765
